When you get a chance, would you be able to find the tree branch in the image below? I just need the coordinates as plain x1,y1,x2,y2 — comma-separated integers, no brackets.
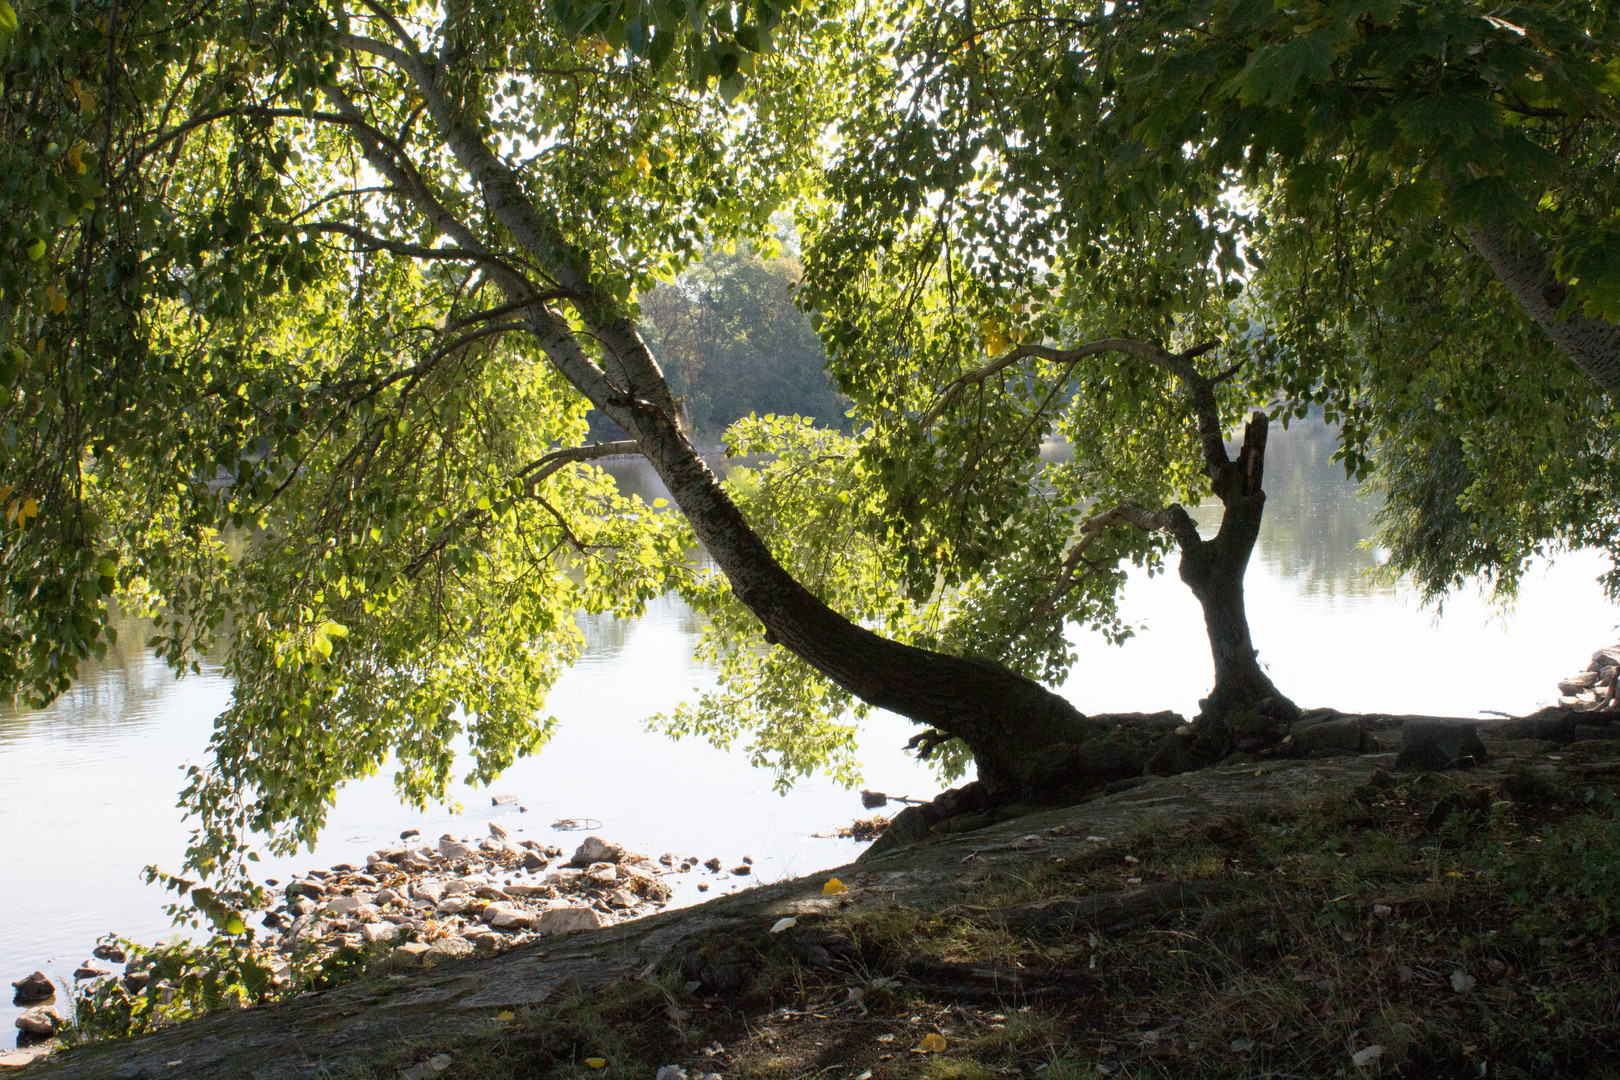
514,439,642,488
300,221,523,273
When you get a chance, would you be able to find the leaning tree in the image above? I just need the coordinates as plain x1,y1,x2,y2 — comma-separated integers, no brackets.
1,0,1283,899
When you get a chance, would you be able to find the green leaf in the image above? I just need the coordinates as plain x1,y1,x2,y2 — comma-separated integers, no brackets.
1231,30,1343,106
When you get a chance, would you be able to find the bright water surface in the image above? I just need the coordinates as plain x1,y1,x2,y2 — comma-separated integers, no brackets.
3,420,1617,1044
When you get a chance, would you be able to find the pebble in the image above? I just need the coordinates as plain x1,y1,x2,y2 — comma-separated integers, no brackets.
19,829,742,1024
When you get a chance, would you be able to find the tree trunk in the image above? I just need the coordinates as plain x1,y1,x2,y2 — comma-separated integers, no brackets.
599,375,1104,800
1464,222,1620,394
1172,413,1297,758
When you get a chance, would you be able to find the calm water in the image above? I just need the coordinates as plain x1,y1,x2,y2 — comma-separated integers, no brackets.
3,420,1616,1043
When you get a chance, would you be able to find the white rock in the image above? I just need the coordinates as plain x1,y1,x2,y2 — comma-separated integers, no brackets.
361,922,401,944
488,821,509,840
474,884,510,901
439,836,476,860
481,903,536,930
391,942,433,968
375,888,401,905
289,897,316,917
437,897,477,916
587,865,618,886
441,879,476,896
535,906,605,935
656,1067,688,1080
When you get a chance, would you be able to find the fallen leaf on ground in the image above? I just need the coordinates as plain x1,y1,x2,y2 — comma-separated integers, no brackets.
1352,1044,1385,1067
584,1058,607,1069
823,878,848,895
770,916,797,933
915,1033,947,1053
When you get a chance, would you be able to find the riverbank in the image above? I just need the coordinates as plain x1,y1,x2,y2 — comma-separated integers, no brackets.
14,712,1620,1079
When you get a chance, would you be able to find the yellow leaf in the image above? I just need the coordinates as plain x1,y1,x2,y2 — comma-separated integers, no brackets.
822,878,848,895
916,1032,947,1053
584,1057,607,1069
77,82,96,114
495,1010,515,1021
47,279,67,315
6,499,17,524
66,142,85,173
635,149,651,176
591,36,614,58
20,497,37,521
981,316,1008,355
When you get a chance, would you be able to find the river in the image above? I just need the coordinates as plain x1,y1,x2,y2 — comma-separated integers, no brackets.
2,419,1615,1044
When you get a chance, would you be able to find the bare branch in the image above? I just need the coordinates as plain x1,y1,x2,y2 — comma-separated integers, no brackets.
515,440,642,488
301,221,519,271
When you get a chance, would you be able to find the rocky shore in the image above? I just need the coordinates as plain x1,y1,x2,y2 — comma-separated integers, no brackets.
9,822,769,1057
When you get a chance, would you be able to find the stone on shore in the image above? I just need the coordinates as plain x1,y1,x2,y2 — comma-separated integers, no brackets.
488,821,509,840
568,836,625,867
390,942,433,969
91,943,126,963
360,922,401,944
480,903,536,931
424,937,475,964
439,836,476,860
535,906,604,935
286,879,326,900
10,972,53,1006
14,1007,63,1038
1395,720,1489,771
1290,714,1367,756
73,964,111,980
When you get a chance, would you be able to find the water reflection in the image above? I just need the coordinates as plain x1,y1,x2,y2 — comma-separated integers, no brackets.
1252,420,1382,596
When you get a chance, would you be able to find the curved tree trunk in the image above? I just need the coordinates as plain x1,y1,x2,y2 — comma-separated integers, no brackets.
334,47,1251,807
602,374,1101,800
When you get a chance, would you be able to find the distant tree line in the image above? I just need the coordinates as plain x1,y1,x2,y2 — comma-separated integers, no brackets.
589,248,850,442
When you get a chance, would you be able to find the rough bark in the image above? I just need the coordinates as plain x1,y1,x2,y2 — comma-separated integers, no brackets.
1464,222,1620,394
1173,411,1298,757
